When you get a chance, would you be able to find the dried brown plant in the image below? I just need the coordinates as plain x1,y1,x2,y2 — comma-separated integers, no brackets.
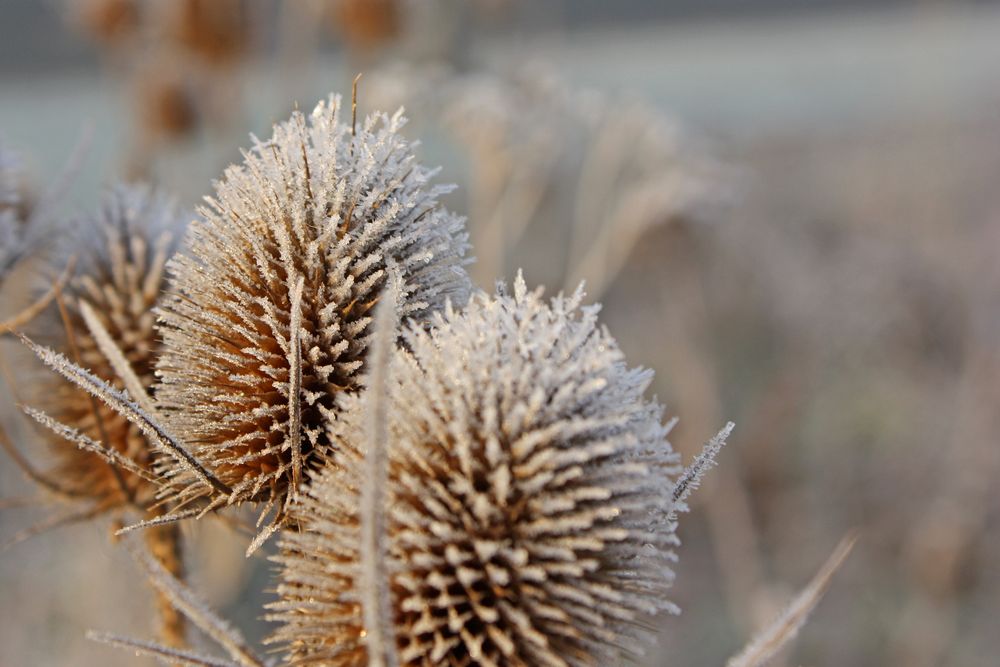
267,274,730,666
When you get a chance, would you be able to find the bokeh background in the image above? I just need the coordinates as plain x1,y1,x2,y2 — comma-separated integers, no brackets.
2,1,999,665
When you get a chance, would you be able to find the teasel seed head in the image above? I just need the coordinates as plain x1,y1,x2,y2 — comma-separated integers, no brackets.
269,273,683,667
154,95,471,523
33,183,185,508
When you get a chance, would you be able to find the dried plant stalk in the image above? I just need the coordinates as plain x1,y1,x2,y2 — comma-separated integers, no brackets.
726,531,858,667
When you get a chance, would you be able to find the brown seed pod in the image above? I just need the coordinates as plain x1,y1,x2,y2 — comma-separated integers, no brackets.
269,275,688,667
153,95,471,535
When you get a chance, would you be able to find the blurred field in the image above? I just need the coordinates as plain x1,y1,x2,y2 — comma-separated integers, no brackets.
2,2,999,665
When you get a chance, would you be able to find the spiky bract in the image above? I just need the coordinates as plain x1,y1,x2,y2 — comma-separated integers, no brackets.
270,274,682,667
154,96,471,517
36,184,184,507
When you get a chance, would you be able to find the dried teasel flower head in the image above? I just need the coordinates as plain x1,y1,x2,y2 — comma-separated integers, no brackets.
32,183,185,509
154,95,471,530
269,273,685,666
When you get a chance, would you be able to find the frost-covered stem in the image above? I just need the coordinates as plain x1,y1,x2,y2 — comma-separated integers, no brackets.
359,279,400,667
87,631,237,667
129,540,266,667
0,257,76,333
19,335,231,496
286,274,304,495
145,520,187,649
671,422,734,515
726,531,858,667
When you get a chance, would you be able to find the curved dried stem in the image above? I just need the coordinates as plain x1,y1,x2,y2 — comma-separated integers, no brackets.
87,632,238,667
145,521,187,649
0,418,82,500
726,530,858,667
127,539,267,667
2,501,114,552
0,256,76,333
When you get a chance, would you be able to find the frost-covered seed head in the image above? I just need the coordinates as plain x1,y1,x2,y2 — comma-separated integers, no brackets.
154,95,471,515
269,273,682,667
35,184,185,507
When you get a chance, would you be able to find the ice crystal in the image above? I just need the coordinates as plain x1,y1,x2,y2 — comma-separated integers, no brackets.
269,273,688,667
152,95,471,529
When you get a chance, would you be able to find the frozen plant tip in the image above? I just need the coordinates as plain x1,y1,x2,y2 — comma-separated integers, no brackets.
268,273,722,666
152,93,471,539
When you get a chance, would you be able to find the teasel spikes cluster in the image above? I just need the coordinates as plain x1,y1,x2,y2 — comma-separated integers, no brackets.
149,93,471,542
268,273,727,666
10,184,191,647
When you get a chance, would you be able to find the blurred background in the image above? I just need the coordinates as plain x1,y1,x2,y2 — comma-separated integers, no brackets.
2,1,999,665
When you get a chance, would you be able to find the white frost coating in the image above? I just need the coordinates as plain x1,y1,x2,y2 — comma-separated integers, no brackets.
670,421,733,518
269,272,687,666
154,95,472,524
